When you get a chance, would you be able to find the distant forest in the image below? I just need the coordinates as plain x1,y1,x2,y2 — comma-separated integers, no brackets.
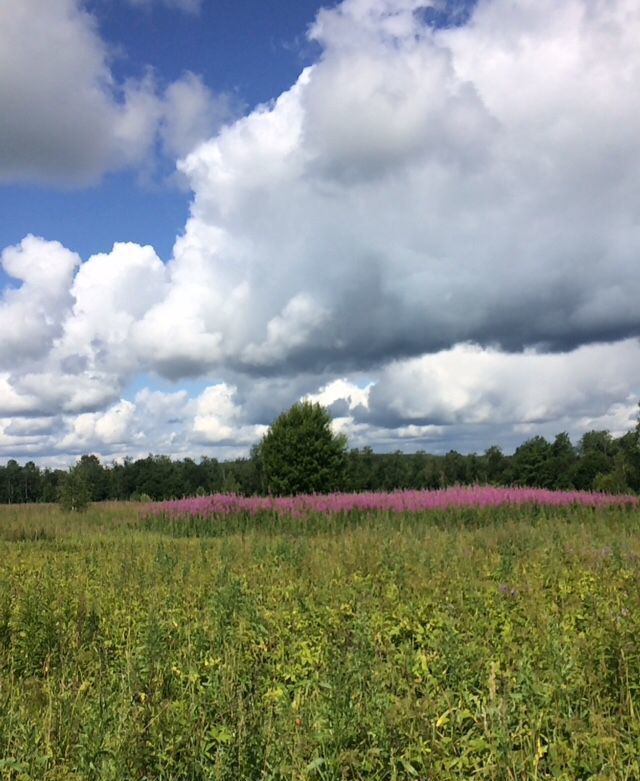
1,424,639,504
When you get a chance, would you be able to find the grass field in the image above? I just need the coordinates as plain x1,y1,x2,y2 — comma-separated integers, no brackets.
1,499,640,779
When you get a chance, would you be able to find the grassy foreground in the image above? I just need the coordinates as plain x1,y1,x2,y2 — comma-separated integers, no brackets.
0,501,639,780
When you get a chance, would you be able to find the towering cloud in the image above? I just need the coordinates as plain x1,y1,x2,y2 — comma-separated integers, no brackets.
1,0,639,460
171,0,640,375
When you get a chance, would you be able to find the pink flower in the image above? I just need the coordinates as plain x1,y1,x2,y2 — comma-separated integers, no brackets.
144,486,637,522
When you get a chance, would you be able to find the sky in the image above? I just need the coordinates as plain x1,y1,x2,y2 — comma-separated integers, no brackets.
1,0,639,467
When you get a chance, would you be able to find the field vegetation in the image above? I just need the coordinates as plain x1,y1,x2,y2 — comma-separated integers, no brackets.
1,495,640,779
1,421,639,504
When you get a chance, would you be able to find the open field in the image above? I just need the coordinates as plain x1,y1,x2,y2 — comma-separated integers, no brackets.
1,499,640,780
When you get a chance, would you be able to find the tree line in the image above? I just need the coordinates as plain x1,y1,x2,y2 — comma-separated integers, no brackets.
1,423,639,505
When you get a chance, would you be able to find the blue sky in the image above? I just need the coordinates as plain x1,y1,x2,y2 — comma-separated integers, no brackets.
0,0,333,263
0,0,477,263
90,0,330,103
0,0,638,465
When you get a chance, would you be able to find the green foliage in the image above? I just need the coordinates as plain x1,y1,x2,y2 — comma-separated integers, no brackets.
1,502,640,778
57,465,91,512
484,445,508,484
258,401,347,495
593,453,632,494
76,453,109,501
512,436,556,488
130,492,152,503
2,412,640,503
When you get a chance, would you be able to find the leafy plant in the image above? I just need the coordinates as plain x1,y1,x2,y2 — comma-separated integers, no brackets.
58,465,91,512
256,401,347,495
1,500,640,778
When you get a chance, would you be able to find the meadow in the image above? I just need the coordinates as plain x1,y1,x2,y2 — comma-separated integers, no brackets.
1,493,640,780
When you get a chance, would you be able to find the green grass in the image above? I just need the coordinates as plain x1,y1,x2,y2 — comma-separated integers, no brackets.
0,502,639,779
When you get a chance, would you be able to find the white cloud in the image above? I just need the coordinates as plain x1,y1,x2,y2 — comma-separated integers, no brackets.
12,371,122,415
0,0,229,184
161,72,236,159
0,374,40,416
306,378,371,412
62,241,168,378
193,384,268,445
167,0,640,376
0,236,80,366
60,400,137,450
1,340,638,461
243,294,330,366
1,0,640,459
134,387,190,420
0,0,149,183
364,340,640,429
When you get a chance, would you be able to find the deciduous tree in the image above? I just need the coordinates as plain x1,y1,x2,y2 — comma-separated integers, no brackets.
257,401,347,496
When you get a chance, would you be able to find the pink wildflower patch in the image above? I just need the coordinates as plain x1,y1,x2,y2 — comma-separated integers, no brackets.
144,486,638,521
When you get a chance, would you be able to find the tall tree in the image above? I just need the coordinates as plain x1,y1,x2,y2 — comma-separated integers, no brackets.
258,401,347,496
512,436,555,488
76,455,108,501
550,433,577,489
58,466,91,512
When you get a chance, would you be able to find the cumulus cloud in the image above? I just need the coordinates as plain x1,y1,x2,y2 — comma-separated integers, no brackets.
59,400,138,450
8,0,640,373
160,73,236,159
363,340,640,430
306,378,371,413
295,341,640,452
12,371,122,416
169,0,640,377
1,0,640,459
0,0,229,184
63,242,168,378
0,382,266,462
0,374,40,417
0,340,638,462
0,236,80,367
193,385,268,445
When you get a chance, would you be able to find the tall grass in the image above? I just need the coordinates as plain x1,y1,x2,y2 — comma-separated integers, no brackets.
0,500,639,779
